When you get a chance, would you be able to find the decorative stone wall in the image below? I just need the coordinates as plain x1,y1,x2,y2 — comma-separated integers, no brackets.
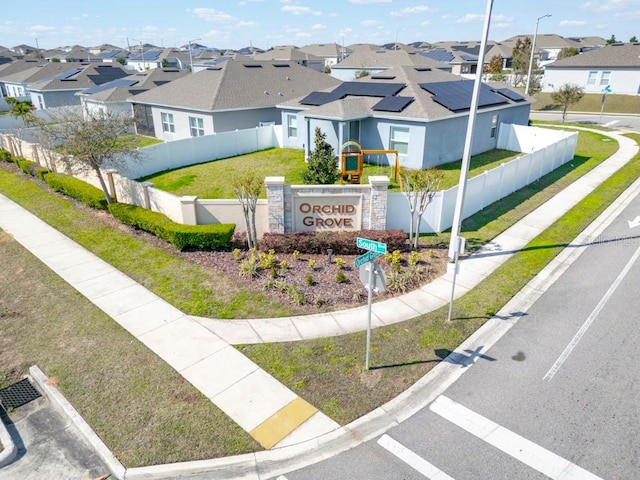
265,176,391,234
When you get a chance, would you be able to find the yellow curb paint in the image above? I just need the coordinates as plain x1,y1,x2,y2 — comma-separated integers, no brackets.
250,397,318,449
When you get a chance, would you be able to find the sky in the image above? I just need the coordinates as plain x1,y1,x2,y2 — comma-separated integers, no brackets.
1,0,639,51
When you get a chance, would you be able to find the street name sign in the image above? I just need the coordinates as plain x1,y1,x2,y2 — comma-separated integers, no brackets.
356,237,387,254
354,250,382,269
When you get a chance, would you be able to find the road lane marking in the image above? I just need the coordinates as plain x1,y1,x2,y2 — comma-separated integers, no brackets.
377,434,455,480
544,242,640,381
430,396,603,480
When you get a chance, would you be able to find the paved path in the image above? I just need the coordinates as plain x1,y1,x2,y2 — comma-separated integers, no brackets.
0,197,339,451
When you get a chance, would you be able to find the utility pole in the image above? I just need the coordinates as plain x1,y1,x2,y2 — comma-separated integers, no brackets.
525,14,552,96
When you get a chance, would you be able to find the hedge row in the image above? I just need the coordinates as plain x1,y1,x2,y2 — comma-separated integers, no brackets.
259,229,408,255
109,203,235,251
45,173,109,210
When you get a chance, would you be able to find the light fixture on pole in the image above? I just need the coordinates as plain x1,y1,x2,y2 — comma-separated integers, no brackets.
188,38,201,74
446,0,494,322
132,38,145,71
525,14,551,96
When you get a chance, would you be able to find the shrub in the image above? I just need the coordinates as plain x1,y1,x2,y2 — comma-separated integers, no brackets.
16,158,38,176
305,273,314,286
336,270,349,284
0,150,12,163
45,173,109,210
108,203,235,251
35,167,51,181
260,229,407,255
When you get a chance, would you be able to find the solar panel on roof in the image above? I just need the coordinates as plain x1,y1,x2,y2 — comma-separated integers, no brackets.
372,96,414,112
423,50,454,63
495,88,526,102
460,54,477,62
300,91,334,106
83,78,138,95
421,80,508,112
54,68,83,80
337,81,405,98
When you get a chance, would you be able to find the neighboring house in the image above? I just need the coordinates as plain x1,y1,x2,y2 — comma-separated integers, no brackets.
0,60,45,98
59,46,101,63
27,63,130,109
501,34,582,65
278,65,532,169
254,47,324,72
129,59,341,141
77,67,187,119
300,43,350,66
97,49,129,64
568,36,607,52
543,43,640,95
428,41,513,74
0,61,82,100
126,48,180,72
330,48,451,81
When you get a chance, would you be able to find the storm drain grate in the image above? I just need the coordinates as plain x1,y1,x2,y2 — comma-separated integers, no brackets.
0,378,42,412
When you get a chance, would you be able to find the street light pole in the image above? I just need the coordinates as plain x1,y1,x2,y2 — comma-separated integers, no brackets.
132,38,145,71
525,14,551,96
188,38,201,74
446,0,494,322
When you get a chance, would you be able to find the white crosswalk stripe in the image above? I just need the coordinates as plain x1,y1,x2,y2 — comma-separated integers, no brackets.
378,434,455,480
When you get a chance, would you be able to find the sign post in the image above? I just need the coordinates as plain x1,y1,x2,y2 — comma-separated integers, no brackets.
356,237,387,370
599,85,612,124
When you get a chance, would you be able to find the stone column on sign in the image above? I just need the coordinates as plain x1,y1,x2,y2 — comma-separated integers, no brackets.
368,175,390,231
265,176,286,234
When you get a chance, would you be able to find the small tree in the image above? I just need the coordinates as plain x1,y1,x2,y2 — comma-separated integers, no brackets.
607,34,617,45
302,127,340,185
400,167,444,249
5,97,37,157
41,107,141,203
551,83,585,122
630,36,638,43
557,47,579,59
510,37,533,87
232,173,262,249
485,54,504,74
354,68,369,79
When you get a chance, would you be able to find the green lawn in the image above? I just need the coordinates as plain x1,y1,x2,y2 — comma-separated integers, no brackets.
530,92,640,114
140,147,522,198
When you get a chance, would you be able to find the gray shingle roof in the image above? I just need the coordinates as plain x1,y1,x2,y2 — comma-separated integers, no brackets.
130,60,341,111
334,49,448,70
78,68,187,102
1,62,85,84
281,65,529,121
546,43,640,69
28,63,129,91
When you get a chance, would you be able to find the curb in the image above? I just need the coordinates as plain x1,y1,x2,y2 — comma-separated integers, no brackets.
0,412,17,469
28,365,127,480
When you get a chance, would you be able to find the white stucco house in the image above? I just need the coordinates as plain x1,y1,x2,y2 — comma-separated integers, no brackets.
278,65,533,170
542,43,640,95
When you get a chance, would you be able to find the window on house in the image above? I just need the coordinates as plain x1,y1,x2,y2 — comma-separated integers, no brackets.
287,115,297,138
161,112,175,133
390,126,409,155
491,115,499,139
344,121,360,142
587,71,597,86
600,71,611,86
189,116,204,137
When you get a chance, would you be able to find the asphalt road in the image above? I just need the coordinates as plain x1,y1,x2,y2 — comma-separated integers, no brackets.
274,168,640,478
531,111,640,133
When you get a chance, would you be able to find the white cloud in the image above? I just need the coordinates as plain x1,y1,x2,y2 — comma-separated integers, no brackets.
361,19,380,26
456,13,484,23
29,24,56,32
312,23,327,30
296,32,312,38
238,21,258,27
349,0,391,3
192,8,236,22
559,20,587,26
281,5,312,15
582,0,637,12
421,20,430,27
391,6,432,17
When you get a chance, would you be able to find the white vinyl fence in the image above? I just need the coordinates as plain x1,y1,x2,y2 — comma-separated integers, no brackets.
386,124,578,233
1,123,577,237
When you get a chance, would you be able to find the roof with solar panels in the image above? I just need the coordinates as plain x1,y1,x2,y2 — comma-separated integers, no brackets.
279,65,531,121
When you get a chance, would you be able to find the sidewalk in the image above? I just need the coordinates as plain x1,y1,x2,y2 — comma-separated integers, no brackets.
0,127,637,479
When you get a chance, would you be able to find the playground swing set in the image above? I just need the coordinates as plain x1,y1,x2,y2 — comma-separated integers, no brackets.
339,141,399,184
